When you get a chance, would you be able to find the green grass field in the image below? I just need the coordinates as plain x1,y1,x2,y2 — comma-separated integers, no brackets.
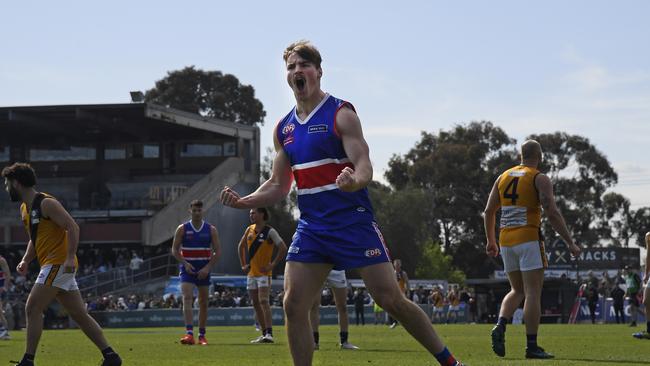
1,324,649,365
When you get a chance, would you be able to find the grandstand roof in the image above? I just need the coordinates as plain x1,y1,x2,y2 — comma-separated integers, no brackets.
0,102,258,145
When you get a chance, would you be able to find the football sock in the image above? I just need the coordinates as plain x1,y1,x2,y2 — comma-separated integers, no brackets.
313,331,319,345
199,328,206,337
526,334,538,349
102,347,118,358
19,353,35,366
646,321,650,333
265,328,273,336
434,347,457,366
186,325,194,335
340,331,348,344
496,316,508,332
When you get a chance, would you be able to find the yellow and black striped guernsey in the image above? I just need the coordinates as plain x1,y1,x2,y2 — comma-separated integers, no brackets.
20,193,78,268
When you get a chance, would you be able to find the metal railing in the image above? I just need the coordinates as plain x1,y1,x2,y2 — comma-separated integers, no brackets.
77,253,177,297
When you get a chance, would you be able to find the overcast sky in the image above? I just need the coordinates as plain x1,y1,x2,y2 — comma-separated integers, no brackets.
2,1,649,208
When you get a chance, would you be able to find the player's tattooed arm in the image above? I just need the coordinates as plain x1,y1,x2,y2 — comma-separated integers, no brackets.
536,174,580,257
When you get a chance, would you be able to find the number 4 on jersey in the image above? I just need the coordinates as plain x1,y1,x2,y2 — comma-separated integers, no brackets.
503,177,519,205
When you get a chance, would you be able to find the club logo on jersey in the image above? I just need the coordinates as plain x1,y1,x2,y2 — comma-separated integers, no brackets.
308,124,328,134
31,210,40,224
282,123,295,135
365,248,382,258
288,245,300,254
282,122,296,145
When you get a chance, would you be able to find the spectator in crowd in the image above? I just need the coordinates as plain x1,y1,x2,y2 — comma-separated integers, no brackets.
611,284,626,324
459,287,470,305
468,289,478,324
130,252,144,272
371,296,385,325
587,281,599,324
353,288,366,326
624,266,643,327
115,253,128,284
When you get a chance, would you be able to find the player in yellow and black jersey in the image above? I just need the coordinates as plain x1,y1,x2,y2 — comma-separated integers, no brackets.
484,140,580,359
238,207,287,344
2,163,122,366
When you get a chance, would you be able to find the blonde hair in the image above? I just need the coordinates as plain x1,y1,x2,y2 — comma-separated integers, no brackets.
283,40,322,68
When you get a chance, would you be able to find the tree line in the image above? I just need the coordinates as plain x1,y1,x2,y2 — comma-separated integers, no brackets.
263,122,649,279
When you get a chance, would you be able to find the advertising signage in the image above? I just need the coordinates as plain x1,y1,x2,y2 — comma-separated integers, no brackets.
546,240,639,270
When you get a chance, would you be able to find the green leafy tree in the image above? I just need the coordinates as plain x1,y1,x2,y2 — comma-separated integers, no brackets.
529,132,618,247
415,239,466,284
597,192,632,247
145,66,266,126
368,183,432,274
630,207,650,246
384,122,629,277
385,121,517,276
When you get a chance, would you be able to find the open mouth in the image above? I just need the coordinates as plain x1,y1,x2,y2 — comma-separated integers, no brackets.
295,77,306,91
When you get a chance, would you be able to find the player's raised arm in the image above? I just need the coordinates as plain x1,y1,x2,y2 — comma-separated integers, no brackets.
535,174,580,257
221,127,294,209
335,106,372,192
483,178,501,257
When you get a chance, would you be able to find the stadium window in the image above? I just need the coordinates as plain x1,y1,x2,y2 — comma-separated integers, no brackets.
180,143,223,157
128,145,143,158
105,146,127,160
224,141,236,156
144,144,159,158
0,146,9,162
29,146,96,161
